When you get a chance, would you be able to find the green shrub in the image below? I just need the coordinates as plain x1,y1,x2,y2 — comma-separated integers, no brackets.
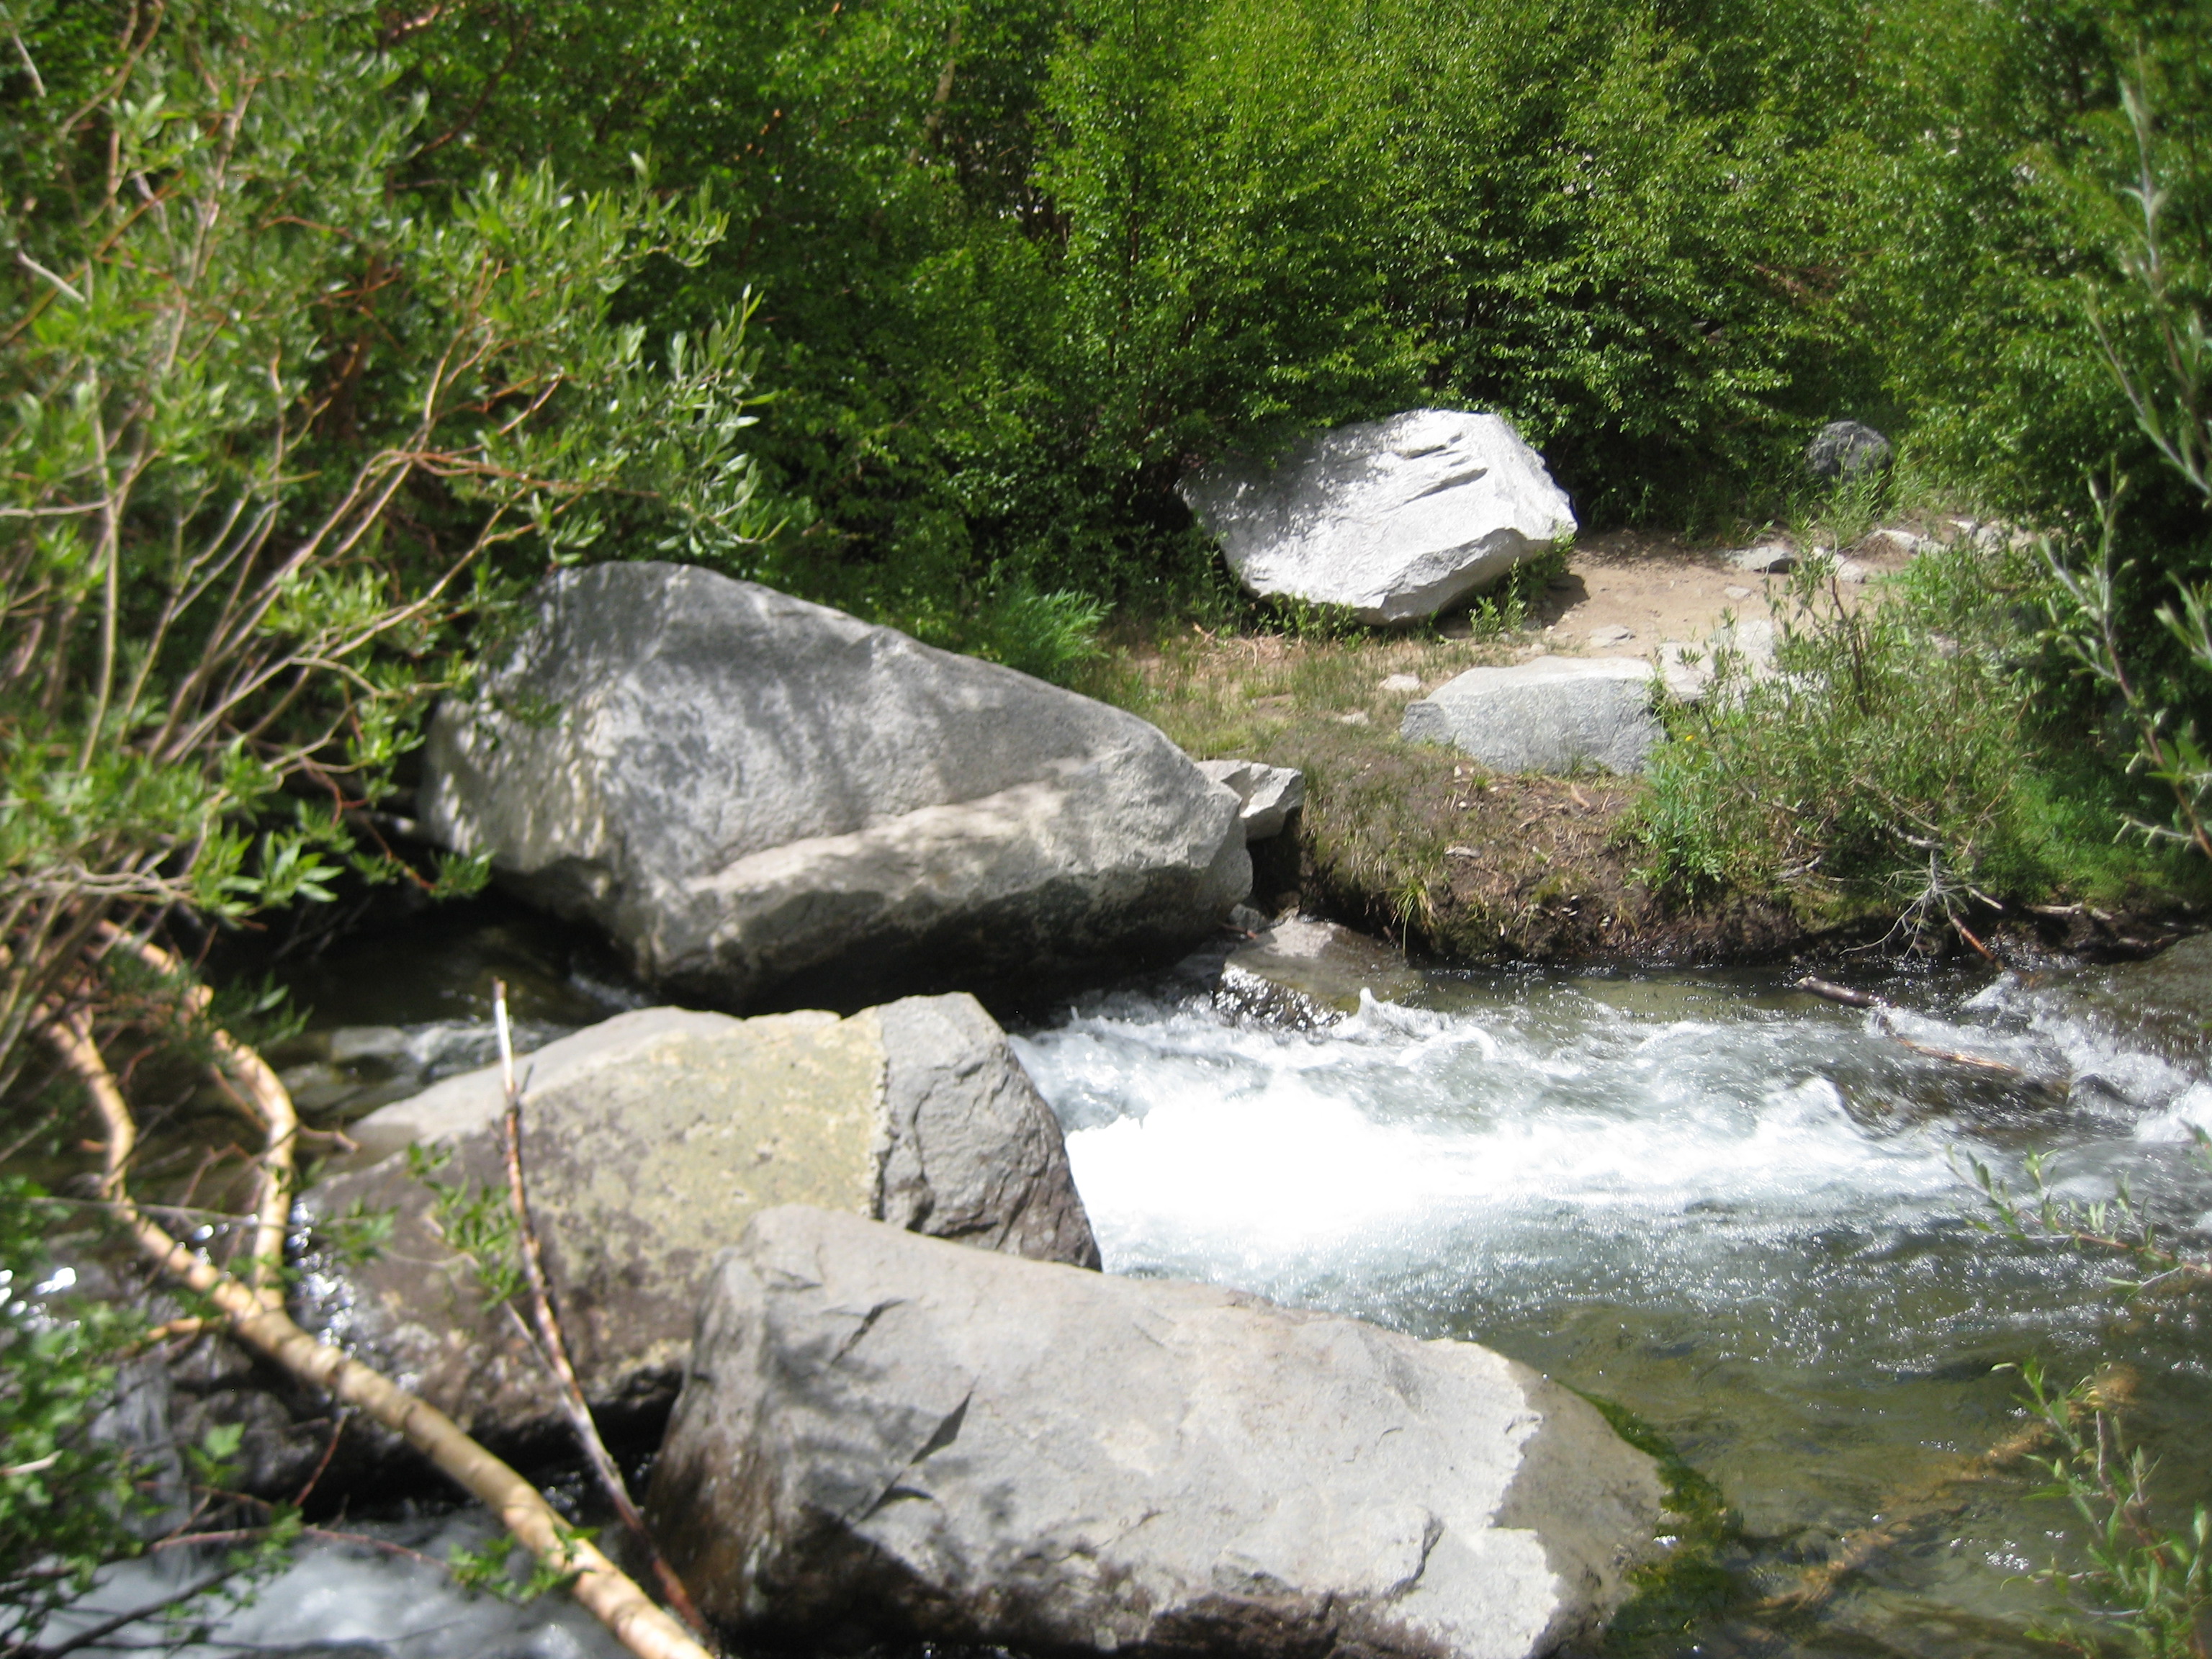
0,0,765,1086
1636,541,2198,934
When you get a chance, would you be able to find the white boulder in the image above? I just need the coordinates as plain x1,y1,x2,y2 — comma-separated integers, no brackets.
1195,759,1305,841
1180,410,1577,624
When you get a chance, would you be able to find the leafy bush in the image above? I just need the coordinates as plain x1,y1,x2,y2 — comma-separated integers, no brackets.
0,0,765,1087
1637,541,2196,935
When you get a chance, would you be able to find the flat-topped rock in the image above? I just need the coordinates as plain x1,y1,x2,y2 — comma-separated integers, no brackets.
648,1206,1670,1659
422,563,1249,1010
297,999,1097,1453
1401,656,1660,775
1180,410,1577,625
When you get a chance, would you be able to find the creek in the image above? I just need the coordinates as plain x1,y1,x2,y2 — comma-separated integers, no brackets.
44,902,2212,1658
1017,958,2212,1655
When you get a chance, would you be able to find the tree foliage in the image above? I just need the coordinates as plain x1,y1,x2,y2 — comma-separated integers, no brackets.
0,0,768,1088
369,0,2211,631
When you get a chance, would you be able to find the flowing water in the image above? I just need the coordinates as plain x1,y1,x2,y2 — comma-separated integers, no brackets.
48,906,2212,1657
1012,961,2212,1656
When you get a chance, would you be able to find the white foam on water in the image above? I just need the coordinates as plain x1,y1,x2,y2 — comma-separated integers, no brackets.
1017,985,1977,1305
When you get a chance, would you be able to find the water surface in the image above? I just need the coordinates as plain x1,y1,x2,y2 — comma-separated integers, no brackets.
1015,963,2212,1655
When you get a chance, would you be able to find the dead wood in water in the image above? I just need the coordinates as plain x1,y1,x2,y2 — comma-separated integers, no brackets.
37,985,717,1659
1794,975,2042,1082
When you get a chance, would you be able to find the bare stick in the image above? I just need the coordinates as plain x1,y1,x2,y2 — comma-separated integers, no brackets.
1870,1012,2033,1079
1795,975,2041,1081
1795,975,1889,1010
491,982,713,1642
95,923,295,1309
39,1004,715,1659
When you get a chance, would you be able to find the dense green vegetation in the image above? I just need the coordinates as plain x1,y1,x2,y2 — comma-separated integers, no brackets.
5,0,2212,1649
361,0,2212,624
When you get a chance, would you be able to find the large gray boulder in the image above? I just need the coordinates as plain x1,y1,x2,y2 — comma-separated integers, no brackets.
649,1208,1669,1659
1401,657,1660,775
421,564,1249,1010
297,999,1097,1453
1180,410,1578,625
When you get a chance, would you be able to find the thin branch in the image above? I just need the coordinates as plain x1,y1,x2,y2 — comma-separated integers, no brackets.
36,1005,714,1659
491,982,714,1642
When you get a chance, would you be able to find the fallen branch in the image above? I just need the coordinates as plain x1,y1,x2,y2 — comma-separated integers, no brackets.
491,981,711,1640
1794,976,2038,1080
95,923,295,1310
1794,975,1888,1010
1753,1366,2136,1619
38,1002,714,1659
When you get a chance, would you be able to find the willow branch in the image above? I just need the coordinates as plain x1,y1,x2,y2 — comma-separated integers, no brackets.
95,923,294,1308
491,984,714,1641
37,1005,716,1659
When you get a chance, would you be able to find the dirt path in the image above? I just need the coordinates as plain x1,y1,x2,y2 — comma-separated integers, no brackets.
1509,526,1923,660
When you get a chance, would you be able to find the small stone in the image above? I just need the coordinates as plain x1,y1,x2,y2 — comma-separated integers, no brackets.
1218,917,1423,1027
1834,559,1870,583
1723,584,1753,601
1732,544,1796,574
1656,642,1710,705
1379,673,1422,693
1402,657,1659,775
1337,709,1372,727
1586,623,1634,647
1195,760,1307,841
1861,527,1928,559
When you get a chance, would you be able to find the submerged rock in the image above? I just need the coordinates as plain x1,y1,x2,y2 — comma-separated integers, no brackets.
1180,409,1577,625
421,563,1249,1010
2047,931,2212,1071
1216,916,1422,1028
649,1205,1669,1659
297,998,1097,1457
1401,656,1660,775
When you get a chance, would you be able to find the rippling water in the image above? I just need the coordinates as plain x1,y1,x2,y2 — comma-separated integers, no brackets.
54,916,2211,1659
1015,963,2212,1655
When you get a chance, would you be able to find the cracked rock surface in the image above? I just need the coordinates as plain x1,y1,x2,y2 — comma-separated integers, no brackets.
421,562,1248,1011
649,1205,1668,1659
295,999,1097,1465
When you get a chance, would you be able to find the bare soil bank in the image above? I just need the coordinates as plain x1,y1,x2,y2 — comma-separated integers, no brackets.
1091,532,2199,972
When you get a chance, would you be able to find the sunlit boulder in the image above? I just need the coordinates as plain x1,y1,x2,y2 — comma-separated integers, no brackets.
295,999,1097,1460
421,563,1249,1010
1181,409,1577,624
1401,656,1660,775
649,1205,1669,1659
